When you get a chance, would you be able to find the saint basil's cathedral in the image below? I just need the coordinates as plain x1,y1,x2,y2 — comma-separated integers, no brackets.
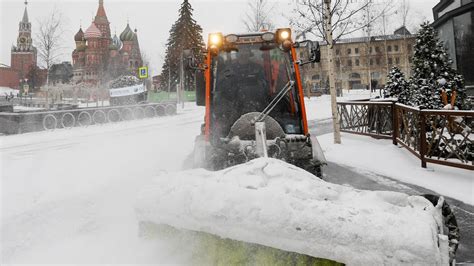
72,0,143,84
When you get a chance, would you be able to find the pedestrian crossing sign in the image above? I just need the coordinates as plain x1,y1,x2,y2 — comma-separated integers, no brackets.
138,66,148,79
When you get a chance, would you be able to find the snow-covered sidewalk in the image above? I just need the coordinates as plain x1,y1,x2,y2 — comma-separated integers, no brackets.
319,133,474,205
304,90,372,121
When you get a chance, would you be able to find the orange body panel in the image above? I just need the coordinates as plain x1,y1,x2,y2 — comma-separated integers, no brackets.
290,45,309,135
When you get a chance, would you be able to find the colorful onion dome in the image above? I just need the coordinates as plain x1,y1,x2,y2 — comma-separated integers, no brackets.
74,27,84,41
120,23,134,42
112,34,122,49
84,22,102,39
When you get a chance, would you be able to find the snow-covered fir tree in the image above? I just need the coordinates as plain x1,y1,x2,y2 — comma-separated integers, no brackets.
410,22,469,110
160,0,204,92
384,66,411,105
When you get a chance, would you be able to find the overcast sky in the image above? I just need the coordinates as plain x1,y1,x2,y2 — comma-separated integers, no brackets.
0,0,439,76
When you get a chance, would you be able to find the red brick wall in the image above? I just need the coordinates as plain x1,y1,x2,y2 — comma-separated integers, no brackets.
11,53,36,79
0,67,20,89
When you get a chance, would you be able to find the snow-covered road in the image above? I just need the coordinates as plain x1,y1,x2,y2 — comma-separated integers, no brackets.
1,104,204,264
2,97,472,263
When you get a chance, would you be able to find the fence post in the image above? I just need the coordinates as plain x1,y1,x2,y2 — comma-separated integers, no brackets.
419,110,427,168
392,102,398,145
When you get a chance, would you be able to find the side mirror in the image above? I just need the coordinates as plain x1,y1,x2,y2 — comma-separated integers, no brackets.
195,70,206,106
295,40,321,65
309,41,321,63
183,49,198,70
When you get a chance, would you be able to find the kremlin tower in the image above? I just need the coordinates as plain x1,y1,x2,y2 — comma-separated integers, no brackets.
11,0,37,81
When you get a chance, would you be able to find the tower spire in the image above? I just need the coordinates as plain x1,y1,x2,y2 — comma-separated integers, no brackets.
96,0,107,18
22,0,29,23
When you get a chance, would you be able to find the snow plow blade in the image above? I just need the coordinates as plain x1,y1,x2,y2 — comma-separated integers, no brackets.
138,222,342,265
135,158,450,265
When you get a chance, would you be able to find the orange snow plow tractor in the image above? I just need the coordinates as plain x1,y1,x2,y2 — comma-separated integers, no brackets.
186,28,326,176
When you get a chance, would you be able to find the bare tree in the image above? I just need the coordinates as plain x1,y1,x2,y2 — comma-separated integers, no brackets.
291,0,385,42
36,8,65,85
291,0,392,144
243,0,275,32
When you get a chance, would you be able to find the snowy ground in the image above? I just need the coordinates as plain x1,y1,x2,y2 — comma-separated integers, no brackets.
1,103,204,264
0,87,19,96
305,89,372,121
13,106,45,112
1,95,472,264
319,133,474,206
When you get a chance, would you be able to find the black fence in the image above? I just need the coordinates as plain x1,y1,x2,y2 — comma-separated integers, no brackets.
338,101,473,171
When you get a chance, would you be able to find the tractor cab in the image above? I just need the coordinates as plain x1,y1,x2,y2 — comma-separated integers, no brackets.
211,41,302,140
188,29,325,176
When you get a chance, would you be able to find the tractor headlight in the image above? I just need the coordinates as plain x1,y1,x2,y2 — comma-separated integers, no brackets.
280,31,290,40
276,28,291,43
225,34,238,43
209,33,223,46
261,32,275,42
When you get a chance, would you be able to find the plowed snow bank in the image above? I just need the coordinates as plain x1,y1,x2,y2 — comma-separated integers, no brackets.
136,158,448,265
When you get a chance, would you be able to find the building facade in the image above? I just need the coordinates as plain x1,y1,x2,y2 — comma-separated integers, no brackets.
300,28,416,93
10,1,37,86
432,0,474,90
71,0,143,85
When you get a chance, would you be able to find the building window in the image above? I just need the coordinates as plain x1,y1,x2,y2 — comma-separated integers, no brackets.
312,74,320,80
407,45,412,52
396,57,400,64
375,46,380,53
387,45,392,52
394,45,399,52
355,59,360,66
347,48,351,54
311,63,315,69
349,73,361,79
347,59,352,66
355,48,359,54
369,47,373,53
370,59,374,65
388,58,393,64
336,49,340,55
371,72,381,79
336,59,341,67
376,58,380,65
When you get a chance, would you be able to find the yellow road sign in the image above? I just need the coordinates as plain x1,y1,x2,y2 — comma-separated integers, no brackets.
139,66,148,79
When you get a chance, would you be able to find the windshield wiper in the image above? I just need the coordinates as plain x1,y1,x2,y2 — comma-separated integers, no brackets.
253,80,295,124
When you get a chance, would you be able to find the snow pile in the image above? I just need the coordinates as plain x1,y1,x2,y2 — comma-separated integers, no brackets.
135,158,448,265
0,87,20,95
109,75,141,89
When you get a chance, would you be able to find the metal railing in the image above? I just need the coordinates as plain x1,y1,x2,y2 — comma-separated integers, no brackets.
0,101,177,135
337,101,473,171
337,100,394,139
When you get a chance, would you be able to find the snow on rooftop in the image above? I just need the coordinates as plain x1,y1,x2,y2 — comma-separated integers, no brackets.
135,158,448,265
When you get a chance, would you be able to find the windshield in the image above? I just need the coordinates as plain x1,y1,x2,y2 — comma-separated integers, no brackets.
211,43,302,137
